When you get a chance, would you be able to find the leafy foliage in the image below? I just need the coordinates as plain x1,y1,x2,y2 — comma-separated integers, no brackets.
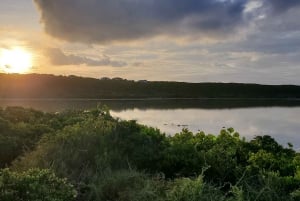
84,169,164,201
0,168,76,201
1,107,300,201
167,176,225,201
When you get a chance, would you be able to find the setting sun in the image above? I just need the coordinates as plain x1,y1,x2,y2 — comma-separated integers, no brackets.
0,47,32,73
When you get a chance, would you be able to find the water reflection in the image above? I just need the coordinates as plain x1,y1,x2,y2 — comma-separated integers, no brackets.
111,107,300,150
1,98,300,112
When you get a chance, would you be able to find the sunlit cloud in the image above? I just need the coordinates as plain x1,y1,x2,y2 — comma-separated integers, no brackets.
45,48,127,67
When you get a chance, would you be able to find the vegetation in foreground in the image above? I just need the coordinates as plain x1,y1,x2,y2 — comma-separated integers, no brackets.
1,106,300,201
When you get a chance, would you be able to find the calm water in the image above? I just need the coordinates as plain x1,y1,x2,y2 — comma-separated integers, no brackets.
1,99,300,149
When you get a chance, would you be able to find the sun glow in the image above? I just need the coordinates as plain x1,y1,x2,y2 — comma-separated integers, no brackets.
0,47,33,73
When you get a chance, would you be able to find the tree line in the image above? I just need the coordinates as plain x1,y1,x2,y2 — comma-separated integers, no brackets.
1,73,300,99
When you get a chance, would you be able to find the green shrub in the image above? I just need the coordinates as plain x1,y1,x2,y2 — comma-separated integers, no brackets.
83,169,164,201
0,107,54,167
13,118,168,182
12,117,117,181
167,175,225,201
0,168,77,201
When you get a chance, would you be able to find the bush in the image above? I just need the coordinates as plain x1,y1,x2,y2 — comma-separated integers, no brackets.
12,117,117,181
0,107,54,167
84,169,164,201
13,118,168,182
0,168,77,201
167,175,225,201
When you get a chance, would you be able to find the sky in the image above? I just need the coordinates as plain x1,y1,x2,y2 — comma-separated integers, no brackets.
0,0,300,84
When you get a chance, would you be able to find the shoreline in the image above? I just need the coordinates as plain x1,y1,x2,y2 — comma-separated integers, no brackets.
1,97,300,101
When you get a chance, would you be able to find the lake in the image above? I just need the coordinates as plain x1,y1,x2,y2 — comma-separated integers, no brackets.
1,98,300,150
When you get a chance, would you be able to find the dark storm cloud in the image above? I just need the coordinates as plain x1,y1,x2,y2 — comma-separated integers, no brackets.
46,48,127,67
33,0,248,43
265,0,300,13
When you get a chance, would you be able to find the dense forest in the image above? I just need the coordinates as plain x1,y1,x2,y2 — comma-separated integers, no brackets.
1,73,300,99
1,106,300,201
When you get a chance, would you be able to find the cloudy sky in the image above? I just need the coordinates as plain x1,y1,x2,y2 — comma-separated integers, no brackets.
0,0,300,84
